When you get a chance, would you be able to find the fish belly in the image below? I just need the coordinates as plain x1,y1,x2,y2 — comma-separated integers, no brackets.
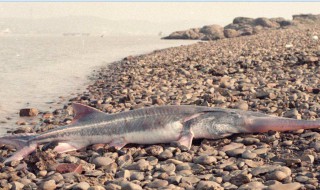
124,121,183,144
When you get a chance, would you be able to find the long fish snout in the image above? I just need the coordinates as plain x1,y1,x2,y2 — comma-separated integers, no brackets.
245,116,320,133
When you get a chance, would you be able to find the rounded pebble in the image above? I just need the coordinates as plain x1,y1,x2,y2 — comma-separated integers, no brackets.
39,180,56,190
72,182,90,190
92,157,113,167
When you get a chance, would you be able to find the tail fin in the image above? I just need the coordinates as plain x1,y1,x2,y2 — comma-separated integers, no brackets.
0,133,37,150
0,133,38,163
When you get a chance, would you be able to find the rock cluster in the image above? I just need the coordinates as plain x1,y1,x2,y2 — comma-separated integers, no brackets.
163,14,320,41
1,20,320,190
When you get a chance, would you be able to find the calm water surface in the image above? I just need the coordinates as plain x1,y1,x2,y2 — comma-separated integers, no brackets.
0,35,196,134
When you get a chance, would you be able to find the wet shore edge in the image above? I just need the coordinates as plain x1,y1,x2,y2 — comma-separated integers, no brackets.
1,22,320,189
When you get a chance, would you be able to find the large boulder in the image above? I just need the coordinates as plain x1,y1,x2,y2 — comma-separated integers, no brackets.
293,14,320,22
224,23,252,31
184,28,203,39
224,23,240,30
254,17,280,28
163,31,188,39
238,27,254,36
200,25,224,40
200,25,224,35
270,17,293,27
224,29,240,38
225,23,254,36
292,14,320,25
279,20,293,27
163,28,201,40
233,17,254,25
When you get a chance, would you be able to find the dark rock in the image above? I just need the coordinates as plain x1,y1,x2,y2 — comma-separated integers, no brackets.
256,91,270,99
224,23,251,31
238,27,254,36
312,88,320,94
184,28,203,39
13,126,33,134
271,17,293,27
200,25,224,40
158,149,173,160
163,31,188,40
233,17,254,25
229,174,252,186
19,108,39,117
293,14,320,22
254,17,280,28
168,176,182,185
163,28,202,40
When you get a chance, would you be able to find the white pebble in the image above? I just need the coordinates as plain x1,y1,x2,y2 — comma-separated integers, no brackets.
285,44,293,48
312,35,318,41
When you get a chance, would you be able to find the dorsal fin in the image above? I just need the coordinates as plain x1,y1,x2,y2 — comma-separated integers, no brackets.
71,103,107,124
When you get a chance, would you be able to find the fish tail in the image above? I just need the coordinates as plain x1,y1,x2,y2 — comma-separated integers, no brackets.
0,133,38,163
0,133,37,150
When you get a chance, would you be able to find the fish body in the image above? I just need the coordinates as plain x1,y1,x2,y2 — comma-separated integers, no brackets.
1,103,319,163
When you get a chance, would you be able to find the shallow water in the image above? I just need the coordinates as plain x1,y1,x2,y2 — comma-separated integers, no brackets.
0,35,196,134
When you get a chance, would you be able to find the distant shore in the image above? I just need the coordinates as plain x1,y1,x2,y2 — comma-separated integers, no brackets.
1,23,320,189
163,13,320,41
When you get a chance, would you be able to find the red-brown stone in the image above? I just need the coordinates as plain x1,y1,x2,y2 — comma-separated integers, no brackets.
55,163,83,174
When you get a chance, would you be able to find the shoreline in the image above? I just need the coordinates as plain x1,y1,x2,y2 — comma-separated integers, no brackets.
0,37,196,135
1,24,320,189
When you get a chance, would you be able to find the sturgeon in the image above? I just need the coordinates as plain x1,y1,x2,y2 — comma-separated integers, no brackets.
0,103,319,163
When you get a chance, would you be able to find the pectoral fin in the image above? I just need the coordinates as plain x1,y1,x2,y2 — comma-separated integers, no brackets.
53,141,89,153
109,138,127,150
177,130,194,149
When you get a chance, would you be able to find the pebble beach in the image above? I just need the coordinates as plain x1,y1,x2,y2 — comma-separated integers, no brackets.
0,22,320,190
